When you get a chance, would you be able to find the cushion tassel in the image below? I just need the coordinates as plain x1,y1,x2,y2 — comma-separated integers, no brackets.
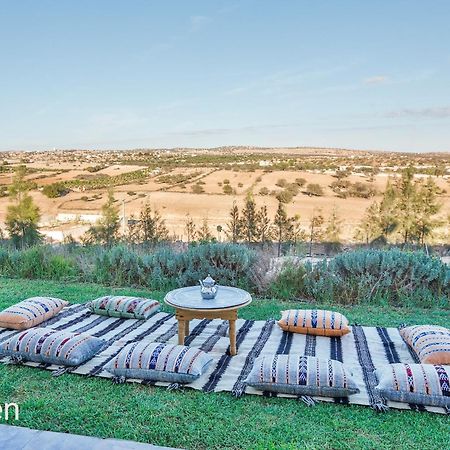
300,395,316,407
445,406,450,415
231,386,246,398
372,401,389,412
398,323,408,330
3,355,24,365
112,375,126,384
167,383,182,391
52,367,72,377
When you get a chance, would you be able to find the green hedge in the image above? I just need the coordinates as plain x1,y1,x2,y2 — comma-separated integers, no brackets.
272,248,449,308
0,243,256,291
0,244,448,308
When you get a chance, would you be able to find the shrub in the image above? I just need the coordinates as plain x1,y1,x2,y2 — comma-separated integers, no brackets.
223,184,233,195
259,187,269,196
276,189,294,204
42,182,70,198
192,184,204,194
304,183,324,196
177,243,256,288
295,177,307,187
275,178,287,188
273,249,450,308
269,263,307,299
91,246,144,286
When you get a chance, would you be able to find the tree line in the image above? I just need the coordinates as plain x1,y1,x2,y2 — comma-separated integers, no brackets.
2,166,446,252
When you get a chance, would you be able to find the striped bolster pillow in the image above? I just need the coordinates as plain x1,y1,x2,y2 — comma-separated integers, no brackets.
105,342,213,383
0,297,68,330
278,309,351,336
399,325,450,364
375,363,450,408
0,327,105,366
88,296,160,320
245,355,359,397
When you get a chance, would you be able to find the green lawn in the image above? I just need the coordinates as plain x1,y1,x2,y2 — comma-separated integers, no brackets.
0,277,449,450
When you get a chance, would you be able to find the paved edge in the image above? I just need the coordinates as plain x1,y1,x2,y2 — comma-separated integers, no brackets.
0,424,182,450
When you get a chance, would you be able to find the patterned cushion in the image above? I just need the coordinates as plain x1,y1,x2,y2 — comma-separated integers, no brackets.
278,309,351,336
105,342,213,383
375,363,450,408
245,355,359,397
88,296,160,320
399,325,450,364
0,327,105,366
0,297,68,330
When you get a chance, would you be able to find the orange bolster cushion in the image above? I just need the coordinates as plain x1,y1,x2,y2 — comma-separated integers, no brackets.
278,309,351,337
0,297,68,330
399,325,450,365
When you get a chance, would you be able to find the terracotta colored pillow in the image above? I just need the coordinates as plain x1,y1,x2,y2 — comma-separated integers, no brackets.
399,325,450,364
0,297,68,330
278,309,351,336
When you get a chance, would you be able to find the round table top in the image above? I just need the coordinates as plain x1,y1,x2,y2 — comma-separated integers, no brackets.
164,286,252,310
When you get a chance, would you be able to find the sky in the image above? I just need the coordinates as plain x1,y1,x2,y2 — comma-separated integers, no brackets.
0,0,449,153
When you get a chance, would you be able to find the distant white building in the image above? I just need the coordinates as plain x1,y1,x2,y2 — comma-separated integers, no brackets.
56,213,101,224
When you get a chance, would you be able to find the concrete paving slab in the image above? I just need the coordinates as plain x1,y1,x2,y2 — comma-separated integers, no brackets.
0,425,181,450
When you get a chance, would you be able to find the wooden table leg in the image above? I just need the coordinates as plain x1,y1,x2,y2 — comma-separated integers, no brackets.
178,319,186,345
229,319,236,356
185,320,190,337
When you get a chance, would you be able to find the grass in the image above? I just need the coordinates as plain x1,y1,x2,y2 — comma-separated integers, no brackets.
0,277,449,449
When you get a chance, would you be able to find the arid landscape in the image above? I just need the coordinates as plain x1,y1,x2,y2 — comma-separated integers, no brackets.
0,146,449,243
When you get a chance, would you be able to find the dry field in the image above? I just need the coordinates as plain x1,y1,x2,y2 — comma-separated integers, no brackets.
0,148,449,242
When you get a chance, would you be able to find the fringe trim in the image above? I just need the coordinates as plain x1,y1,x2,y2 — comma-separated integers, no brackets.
299,396,317,407
52,367,73,377
3,355,24,365
372,402,389,412
112,375,126,384
167,383,182,391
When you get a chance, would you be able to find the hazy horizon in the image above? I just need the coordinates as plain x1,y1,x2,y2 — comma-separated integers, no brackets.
1,1,449,153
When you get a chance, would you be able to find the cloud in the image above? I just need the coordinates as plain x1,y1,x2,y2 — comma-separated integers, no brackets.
364,75,389,85
386,107,450,119
189,15,212,32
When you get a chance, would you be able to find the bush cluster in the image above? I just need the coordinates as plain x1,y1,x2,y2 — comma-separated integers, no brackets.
0,243,256,291
0,244,447,308
271,248,449,308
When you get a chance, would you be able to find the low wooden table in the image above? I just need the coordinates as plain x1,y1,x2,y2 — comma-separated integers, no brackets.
164,286,252,356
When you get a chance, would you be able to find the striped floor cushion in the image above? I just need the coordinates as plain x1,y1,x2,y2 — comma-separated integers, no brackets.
0,327,105,366
105,342,213,383
88,296,160,320
278,309,351,336
0,297,68,330
399,325,450,364
375,363,450,408
245,355,359,397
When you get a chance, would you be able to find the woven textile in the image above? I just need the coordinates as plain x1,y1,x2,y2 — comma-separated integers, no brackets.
375,363,450,408
0,305,447,414
0,327,105,366
399,325,450,364
105,342,213,383
278,309,351,336
88,296,160,320
0,297,68,330
245,355,359,397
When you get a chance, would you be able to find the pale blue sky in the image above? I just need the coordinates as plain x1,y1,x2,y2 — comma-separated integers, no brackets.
1,1,449,152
